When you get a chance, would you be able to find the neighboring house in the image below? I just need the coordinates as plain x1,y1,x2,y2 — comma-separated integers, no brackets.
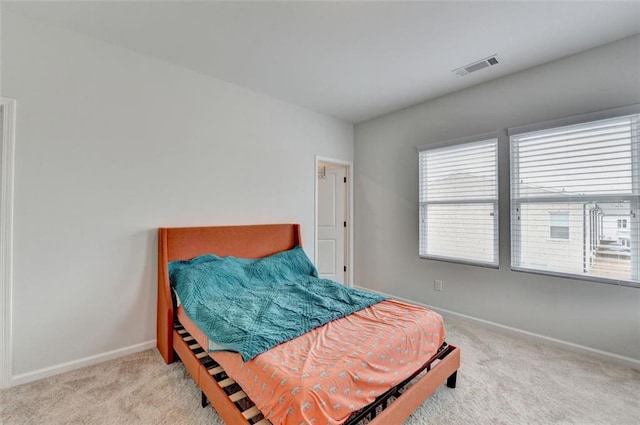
519,201,630,278
518,183,631,280
426,173,631,279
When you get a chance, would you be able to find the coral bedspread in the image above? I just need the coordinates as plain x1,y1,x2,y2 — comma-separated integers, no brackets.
181,300,446,425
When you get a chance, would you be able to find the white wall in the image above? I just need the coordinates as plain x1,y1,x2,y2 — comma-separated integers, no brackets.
354,35,640,362
0,12,353,378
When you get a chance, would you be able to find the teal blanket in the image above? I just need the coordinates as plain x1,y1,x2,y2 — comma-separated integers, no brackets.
169,246,385,361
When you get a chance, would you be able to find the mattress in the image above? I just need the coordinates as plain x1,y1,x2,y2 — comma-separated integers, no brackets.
177,299,445,425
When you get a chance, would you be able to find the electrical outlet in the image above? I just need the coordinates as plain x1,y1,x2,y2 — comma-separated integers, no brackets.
434,280,443,292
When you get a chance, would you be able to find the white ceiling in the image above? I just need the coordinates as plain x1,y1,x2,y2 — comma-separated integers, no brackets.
3,1,640,123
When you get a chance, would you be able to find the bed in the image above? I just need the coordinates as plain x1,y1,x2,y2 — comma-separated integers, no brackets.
157,223,460,425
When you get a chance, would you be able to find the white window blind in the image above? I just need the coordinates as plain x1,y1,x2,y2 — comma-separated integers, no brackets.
418,137,499,267
510,113,640,286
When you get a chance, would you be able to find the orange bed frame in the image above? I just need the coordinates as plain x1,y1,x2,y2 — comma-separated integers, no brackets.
157,223,460,425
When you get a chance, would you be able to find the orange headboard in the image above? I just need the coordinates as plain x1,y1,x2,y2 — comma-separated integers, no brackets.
156,224,302,363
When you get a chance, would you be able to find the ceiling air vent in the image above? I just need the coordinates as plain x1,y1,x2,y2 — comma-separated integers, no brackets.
453,55,499,77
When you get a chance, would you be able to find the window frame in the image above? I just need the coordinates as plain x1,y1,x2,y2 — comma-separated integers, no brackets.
509,104,640,288
417,132,499,268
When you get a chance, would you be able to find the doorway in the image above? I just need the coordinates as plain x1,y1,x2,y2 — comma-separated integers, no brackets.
315,156,353,286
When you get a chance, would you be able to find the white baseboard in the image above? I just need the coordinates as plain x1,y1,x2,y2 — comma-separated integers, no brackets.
10,340,156,387
358,286,640,370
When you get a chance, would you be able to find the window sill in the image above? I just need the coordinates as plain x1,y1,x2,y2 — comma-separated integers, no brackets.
511,266,640,289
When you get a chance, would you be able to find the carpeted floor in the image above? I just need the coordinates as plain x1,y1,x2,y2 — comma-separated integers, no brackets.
1,314,639,424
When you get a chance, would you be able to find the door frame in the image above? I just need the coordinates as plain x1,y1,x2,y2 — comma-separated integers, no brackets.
1,98,16,388
314,155,354,287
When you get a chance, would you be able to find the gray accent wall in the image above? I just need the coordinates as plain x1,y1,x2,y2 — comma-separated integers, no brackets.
354,35,640,362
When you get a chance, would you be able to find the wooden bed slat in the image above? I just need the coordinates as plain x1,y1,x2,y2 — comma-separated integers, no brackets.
173,330,203,384
209,366,224,375
229,390,247,402
218,378,236,388
242,406,261,420
199,365,252,425
173,320,256,424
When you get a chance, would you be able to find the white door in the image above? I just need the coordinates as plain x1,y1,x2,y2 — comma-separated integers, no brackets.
317,165,347,284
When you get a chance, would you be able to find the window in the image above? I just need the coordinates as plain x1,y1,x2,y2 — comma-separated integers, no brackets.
510,112,640,285
549,212,569,239
418,136,498,267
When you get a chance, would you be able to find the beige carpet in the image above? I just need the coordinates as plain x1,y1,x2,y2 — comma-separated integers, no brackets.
1,315,639,424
